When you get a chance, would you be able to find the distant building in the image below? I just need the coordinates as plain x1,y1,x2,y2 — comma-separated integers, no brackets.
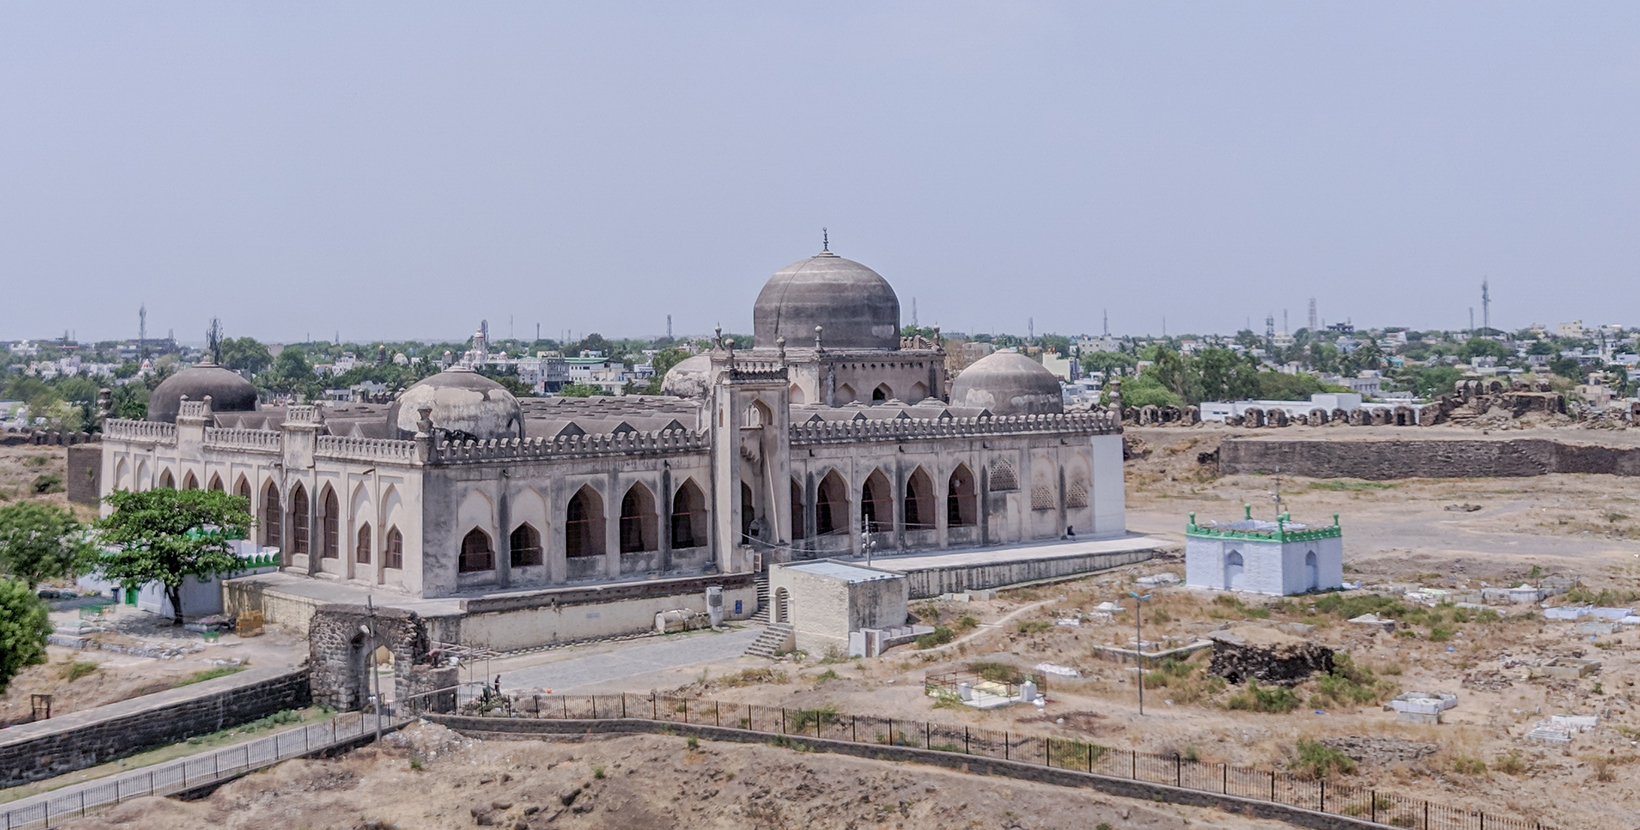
1185,507,1344,595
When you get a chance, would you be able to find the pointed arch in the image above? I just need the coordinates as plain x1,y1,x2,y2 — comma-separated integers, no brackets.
904,467,935,530
114,458,129,492
789,476,807,540
288,482,310,555
320,485,340,559
671,479,708,549
740,481,755,542
566,485,605,559
836,383,856,405
1225,550,1244,590
871,383,890,403
157,469,175,490
745,400,772,428
234,475,250,502
207,473,223,492
816,470,849,535
181,471,197,491
788,383,806,405
619,482,658,553
510,523,543,567
861,469,892,533
261,481,283,548
907,381,928,403
458,528,494,573
947,464,978,527
356,522,372,564
135,460,150,491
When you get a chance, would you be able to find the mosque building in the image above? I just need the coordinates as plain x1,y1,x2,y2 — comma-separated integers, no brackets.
95,247,1127,644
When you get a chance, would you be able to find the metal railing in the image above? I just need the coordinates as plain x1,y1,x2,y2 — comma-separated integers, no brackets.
0,711,402,830
403,686,1551,830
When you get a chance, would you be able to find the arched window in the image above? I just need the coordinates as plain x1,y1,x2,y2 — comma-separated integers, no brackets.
861,469,891,533
1305,551,1319,592
235,477,251,502
789,477,806,540
384,527,403,570
261,483,282,548
872,384,891,403
836,383,856,404
904,468,934,530
907,381,928,403
947,465,978,527
671,480,707,549
566,486,605,559
619,484,658,553
181,471,198,491
510,524,543,567
788,384,806,405
459,528,494,573
289,483,309,555
816,471,848,535
356,523,372,564
157,469,175,489
320,487,340,559
209,474,224,492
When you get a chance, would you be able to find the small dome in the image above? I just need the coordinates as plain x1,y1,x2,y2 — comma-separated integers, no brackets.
753,251,900,350
387,367,523,440
660,354,715,398
147,362,259,423
949,350,1064,416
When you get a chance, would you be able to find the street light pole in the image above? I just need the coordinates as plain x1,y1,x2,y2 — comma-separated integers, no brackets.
1130,591,1151,716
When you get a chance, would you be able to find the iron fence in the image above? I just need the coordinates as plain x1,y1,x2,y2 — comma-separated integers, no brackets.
0,711,398,830
405,685,1550,830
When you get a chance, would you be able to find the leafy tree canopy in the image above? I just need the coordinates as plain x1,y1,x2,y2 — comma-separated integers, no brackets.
0,578,51,694
0,502,94,588
91,489,254,625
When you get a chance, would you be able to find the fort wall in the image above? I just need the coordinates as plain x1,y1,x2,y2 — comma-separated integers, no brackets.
1219,437,1640,480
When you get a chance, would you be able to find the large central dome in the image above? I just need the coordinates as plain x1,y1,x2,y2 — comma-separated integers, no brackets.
753,251,900,350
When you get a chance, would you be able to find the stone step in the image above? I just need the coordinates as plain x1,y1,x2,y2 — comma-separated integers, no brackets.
744,622,794,659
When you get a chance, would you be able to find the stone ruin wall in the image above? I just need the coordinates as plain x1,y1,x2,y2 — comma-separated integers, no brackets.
1219,438,1640,480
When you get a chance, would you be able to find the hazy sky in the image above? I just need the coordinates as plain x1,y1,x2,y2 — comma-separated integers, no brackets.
4,3,1639,345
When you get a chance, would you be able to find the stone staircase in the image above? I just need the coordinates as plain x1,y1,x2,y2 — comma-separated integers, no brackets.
748,573,771,623
744,622,794,659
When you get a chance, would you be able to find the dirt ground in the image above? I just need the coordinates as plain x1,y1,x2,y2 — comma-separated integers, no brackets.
57,724,1295,830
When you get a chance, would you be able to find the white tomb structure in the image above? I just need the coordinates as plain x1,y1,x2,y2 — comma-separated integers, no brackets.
1184,507,1343,596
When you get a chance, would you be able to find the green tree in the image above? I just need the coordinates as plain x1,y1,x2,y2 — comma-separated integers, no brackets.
1549,356,1585,381
0,578,51,694
1460,338,1512,362
558,382,604,398
109,382,149,420
0,503,94,589
91,489,253,625
1082,350,1138,377
1120,371,1183,408
218,337,273,374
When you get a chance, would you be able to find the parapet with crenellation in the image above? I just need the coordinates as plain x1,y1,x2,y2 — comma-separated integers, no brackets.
788,411,1120,446
430,427,708,464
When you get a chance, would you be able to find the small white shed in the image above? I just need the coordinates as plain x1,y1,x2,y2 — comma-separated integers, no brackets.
769,560,909,657
1184,508,1344,596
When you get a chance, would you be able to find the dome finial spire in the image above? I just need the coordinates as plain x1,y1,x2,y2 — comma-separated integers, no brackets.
821,227,829,252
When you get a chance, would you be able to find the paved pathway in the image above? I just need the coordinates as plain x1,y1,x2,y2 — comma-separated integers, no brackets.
498,627,763,694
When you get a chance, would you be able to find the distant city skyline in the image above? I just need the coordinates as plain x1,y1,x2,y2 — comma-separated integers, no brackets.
5,4,1640,342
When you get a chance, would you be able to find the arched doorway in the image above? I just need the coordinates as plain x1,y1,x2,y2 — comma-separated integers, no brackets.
740,482,756,542
1225,550,1244,591
320,487,340,560
566,486,605,572
774,587,790,623
1305,551,1319,592
789,477,807,540
356,523,372,565
620,484,658,553
261,482,283,548
289,482,310,556
947,465,977,527
861,470,891,533
904,467,934,530
671,480,707,549
816,471,848,535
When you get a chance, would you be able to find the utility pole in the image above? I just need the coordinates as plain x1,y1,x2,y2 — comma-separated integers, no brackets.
1130,591,1152,715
